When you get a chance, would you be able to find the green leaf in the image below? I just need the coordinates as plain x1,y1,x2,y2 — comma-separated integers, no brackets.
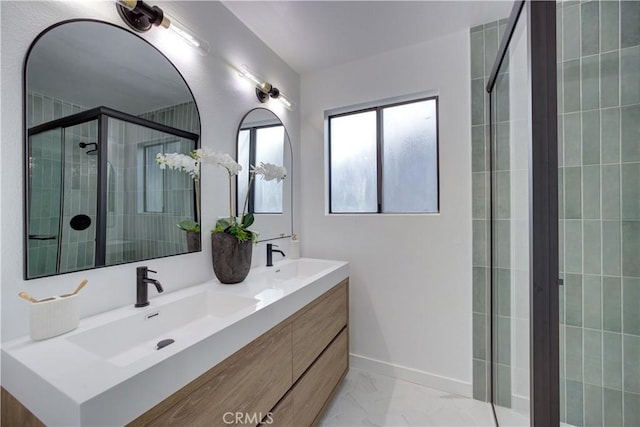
242,213,254,228
177,219,200,232
215,218,230,230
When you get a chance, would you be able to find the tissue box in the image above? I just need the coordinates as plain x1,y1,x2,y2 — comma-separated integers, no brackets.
30,294,79,341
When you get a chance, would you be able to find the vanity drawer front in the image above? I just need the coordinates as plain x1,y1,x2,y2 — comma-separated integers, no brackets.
293,328,348,426
133,322,292,427
260,391,293,427
292,279,348,380
1,388,44,427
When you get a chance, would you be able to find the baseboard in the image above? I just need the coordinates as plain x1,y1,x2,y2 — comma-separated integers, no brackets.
349,353,473,398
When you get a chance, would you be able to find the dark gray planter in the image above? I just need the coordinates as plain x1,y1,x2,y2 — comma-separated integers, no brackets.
211,232,253,284
186,231,201,252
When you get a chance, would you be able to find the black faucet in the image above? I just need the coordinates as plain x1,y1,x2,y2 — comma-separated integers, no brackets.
266,243,286,267
135,266,163,307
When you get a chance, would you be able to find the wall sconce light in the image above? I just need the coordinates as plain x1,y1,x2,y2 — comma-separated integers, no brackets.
239,65,293,109
116,0,209,54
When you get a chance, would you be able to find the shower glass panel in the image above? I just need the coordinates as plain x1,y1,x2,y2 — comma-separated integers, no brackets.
59,120,99,273
27,119,100,276
25,107,199,278
27,129,63,277
122,118,196,264
490,3,532,425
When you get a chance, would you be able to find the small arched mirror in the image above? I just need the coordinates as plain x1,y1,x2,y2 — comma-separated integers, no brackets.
236,109,292,242
24,20,201,279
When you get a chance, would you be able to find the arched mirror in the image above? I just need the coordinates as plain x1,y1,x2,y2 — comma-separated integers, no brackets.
236,109,292,242
24,20,201,279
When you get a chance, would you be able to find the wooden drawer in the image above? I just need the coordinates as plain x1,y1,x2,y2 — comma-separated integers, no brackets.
293,328,348,427
1,388,44,427
260,391,293,427
130,322,293,427
292,279,348,381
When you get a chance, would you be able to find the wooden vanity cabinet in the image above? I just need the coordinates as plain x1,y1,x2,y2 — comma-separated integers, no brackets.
261,391,293,427
1,388,45,427
291,328,348,426
1,279,349,427
132,278,349,427
131,321,293,427
291,281,348,382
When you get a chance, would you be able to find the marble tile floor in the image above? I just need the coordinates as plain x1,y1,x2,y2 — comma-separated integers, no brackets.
318,368,496,427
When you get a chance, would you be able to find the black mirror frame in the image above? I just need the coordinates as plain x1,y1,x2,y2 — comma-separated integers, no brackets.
22,19,202,280
234,108,293,242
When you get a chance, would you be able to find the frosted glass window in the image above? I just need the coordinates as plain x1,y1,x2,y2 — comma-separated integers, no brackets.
330,110,378,213
382,100,438,212
254,126,284,213
328,96,439,214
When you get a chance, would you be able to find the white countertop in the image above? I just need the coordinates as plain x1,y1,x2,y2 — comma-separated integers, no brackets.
2,258,349,426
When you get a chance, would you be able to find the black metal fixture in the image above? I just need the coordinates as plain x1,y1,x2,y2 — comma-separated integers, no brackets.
116,0,165,33
135,266,163,307
239,65,293,109
115,0,209,54
266,243,286,267
255,82,280,104
79,141,98,155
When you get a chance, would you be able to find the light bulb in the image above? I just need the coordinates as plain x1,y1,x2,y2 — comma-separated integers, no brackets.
239,65,264,86
278,93,293,109
162,12,210,54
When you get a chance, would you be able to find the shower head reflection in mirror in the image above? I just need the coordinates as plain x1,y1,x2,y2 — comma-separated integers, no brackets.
24,20,201,280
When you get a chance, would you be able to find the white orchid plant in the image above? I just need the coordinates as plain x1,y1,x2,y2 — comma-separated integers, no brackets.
156,149,204,233
155,148,287,242
211,154,287,243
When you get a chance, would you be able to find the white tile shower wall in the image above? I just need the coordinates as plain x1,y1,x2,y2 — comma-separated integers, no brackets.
300,29,473,395
1,0,300,341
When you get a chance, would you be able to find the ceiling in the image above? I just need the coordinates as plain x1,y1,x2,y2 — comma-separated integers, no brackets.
222,1,513,74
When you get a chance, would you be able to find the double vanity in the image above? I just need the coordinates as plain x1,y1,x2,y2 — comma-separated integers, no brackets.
8,11,332,427
2,258,349,426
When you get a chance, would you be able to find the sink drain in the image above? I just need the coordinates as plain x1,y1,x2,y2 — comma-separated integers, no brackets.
156,339,175,350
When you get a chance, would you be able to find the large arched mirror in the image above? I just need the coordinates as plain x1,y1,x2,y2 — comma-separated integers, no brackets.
236,109,292,242
24,20,201,279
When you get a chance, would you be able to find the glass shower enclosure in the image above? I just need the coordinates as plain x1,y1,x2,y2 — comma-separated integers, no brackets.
26,107,198,278
486,0,639,425
487,1,559,425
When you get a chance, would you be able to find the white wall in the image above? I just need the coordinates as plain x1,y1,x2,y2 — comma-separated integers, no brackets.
0,0,300,342
300,30,473,395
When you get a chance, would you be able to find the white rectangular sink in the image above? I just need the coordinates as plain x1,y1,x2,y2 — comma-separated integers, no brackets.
67,291,258,367
3,258,349,426
271,259,338,281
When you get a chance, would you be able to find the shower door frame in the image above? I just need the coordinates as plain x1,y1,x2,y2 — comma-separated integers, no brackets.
25,106,199,278
486,1,559,425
